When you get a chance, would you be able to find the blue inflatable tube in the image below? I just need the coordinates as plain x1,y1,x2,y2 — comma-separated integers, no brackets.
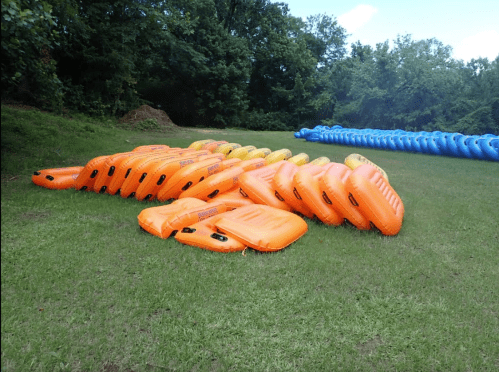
366,134,375,148
385,136,396,151
417,136,429,153
307,132,321,142
466,136,486,160
445,133,461,158
437,134,450,155
410,135,422,153
401,135,412,152
455,135,473,158
478,138,499,161
361,134,368,147
345,133,354,146
380,136,389,150
427,136,443,155
393,135,405,151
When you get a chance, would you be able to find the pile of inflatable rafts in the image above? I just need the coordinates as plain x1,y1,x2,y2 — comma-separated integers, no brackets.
32,140,404,252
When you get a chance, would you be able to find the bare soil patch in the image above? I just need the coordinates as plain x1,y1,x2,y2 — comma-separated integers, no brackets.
119,105,180,132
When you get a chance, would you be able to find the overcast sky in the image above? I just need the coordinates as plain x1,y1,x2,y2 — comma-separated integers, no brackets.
273,0,499,62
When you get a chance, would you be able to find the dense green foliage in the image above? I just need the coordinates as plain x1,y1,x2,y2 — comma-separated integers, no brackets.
1,0,63,107
333,36,499,134
1,0,498,133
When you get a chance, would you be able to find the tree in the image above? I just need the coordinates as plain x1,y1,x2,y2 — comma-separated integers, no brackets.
1,0,62,108
304,13,347,68
334,35,466,131
48,0,174,116
138,0,252,127
449,56,499,134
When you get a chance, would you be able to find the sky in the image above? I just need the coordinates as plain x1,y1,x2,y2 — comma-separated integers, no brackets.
273,0,499,62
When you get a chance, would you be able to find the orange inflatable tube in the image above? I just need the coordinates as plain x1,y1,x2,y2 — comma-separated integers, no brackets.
188,139,215,150
174,214,246,253
321,163,370,230
220,158,242,170
132,144,170,152
75,155,112,191
157,158,224,201
207,188,255,210
178,158,267,201
238,161,292,211
213,143,241,155
179,166,244,200
106,151,170,195
166,148,200,156
93,151,144,194
134,155,210,201
345,164,404,236
160,148,209,157
237,158,268,171
138,198,226,238
93,148,197,194
272,162,314,218
214,205,308,252
201,140,228,152
202,160,267,209
293,164,343,226
32,166,83,190
198,153,226,162
119,153,182,198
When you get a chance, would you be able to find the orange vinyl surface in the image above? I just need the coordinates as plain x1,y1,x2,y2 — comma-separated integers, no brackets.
74,155,112,191
178,166,244,201
201,140,228,152
119,153,182,198
320,163,371,230
345,164,404,236
174,214,246,253
93,151,144,194
134,155,206,201
32,166,83,190
132,144,170,152
238,161,292,211
156,158,224,201
206,188,255,210
138,198,226,239
213,205,308,252
293,164,343,226
272,162,315,218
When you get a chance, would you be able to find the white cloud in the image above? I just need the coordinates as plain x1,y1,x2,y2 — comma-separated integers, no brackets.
453,30,499,62
337,4,378,33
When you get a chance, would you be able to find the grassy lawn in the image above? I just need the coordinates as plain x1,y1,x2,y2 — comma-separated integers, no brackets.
1,106,499,371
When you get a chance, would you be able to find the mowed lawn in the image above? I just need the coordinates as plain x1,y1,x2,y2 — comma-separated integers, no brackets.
1,107,498,371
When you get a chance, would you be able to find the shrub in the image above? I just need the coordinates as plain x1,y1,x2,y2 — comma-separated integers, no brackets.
241,110,291,131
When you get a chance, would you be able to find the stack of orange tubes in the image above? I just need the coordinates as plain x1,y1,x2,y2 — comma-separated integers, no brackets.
31,140,404,253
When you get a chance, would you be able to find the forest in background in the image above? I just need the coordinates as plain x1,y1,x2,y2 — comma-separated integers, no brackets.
2,0,498,134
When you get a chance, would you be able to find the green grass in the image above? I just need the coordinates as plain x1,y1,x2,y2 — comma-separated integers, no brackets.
2,106,499,371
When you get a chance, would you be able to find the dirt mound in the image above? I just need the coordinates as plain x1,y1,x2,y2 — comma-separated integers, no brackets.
119,105,179,131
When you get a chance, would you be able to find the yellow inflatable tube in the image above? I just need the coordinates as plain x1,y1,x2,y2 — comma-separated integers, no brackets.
344,153,389,182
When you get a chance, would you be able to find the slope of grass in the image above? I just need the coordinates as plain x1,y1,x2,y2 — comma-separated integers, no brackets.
2,106,499,371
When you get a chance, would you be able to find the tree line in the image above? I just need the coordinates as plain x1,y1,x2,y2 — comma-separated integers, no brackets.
2,0,498,134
